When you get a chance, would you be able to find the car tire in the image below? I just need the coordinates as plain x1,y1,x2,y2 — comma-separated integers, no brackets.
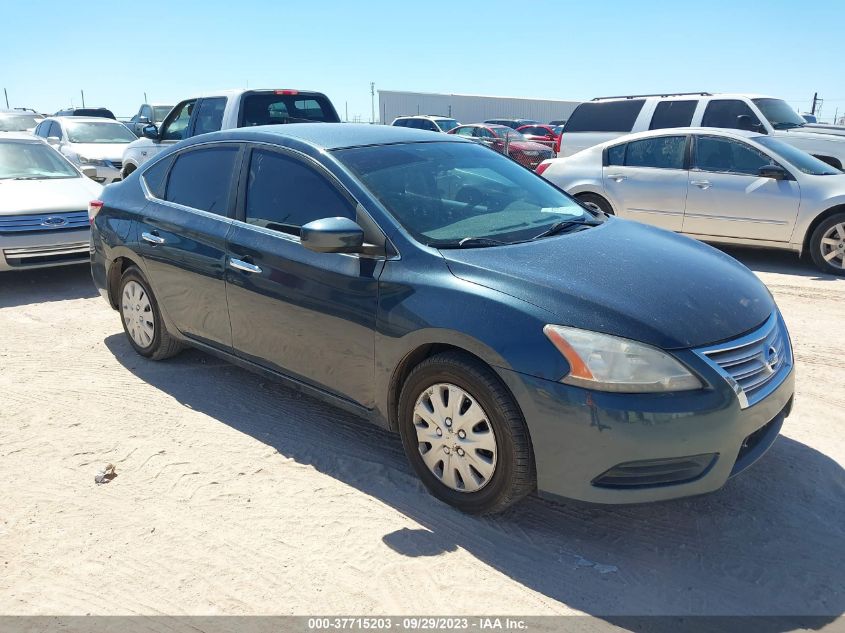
118,266,183,360
576,192,614,215
809,213,845,275
398,351,535,514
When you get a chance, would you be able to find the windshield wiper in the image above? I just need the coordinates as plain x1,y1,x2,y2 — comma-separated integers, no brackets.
531,219,601,240
774,122,805,130
13,176,44,180
434,236,508,249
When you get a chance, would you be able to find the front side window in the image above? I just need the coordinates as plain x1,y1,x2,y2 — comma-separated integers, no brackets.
193,97,226,136
694,136,775,176
65,121,136,144
624,136,686,169
0,141,79,180
435,119,459,132
564,100,645,133
165,146,239,214
649,100,697,130
335,141,593,247
48,122,62,139
245,149,353,235
452,126,473,137
160,100,196,141
701,99,762,130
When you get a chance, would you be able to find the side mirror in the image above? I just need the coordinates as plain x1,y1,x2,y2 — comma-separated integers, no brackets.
81,166,98,179
758,164,790,180
47,136,60,145
300,217,364,253
141,124,158,139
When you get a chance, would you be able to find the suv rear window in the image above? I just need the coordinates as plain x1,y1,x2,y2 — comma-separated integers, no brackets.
649,100,697,130
564,100,645,133
239,92,340,126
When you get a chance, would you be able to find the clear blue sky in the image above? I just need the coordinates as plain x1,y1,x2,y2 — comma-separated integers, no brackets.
3,0,844,122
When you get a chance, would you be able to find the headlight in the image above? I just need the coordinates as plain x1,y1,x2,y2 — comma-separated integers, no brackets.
543,325,703,393
77,156,106,166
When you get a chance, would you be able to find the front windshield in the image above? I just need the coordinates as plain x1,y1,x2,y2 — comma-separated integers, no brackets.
436,119,459,132
66,121,137,144
0,141,79,180
0,114,42,131
752,98,806,130
756,136,842,175
153,106,173,122
335,141,595,247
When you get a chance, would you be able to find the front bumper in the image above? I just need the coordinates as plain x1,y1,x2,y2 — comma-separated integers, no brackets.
0,228,90,271
497,357,795,504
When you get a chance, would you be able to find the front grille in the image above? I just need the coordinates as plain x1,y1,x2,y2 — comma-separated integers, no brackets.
3,241,89,267
0,211,89,234
695,311,792,409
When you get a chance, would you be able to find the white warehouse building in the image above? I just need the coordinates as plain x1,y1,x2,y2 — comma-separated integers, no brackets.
378,90,581,126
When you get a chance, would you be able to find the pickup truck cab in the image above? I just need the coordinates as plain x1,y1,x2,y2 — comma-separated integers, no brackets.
120,89,339,177
559,93,845,170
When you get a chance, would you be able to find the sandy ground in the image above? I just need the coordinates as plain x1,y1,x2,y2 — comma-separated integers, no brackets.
1,246,843,622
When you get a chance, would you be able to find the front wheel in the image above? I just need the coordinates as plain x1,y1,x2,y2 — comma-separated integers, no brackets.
809,213,845,275
576,192,614,215
398,352,535,514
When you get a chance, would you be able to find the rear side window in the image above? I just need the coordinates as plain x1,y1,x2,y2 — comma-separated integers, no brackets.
393,119,408,127
649,100,697,130
624,136,687,169
192,97,226,136
239,92,339,126
244,149,353,235
701,99,762,130
564,100,645,133
165,146,239,214
142,156,173,199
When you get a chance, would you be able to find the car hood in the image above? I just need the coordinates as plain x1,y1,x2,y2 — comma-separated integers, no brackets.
69,142,130,161
0,177,103,215
440,219,773,350
779,128,845,142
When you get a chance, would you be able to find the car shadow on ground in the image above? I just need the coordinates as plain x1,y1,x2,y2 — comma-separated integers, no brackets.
105,335,844,631
716,245,843,281
0,264,97,309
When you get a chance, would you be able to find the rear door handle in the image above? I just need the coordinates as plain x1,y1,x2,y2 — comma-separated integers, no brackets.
141,231,165,245
607,173,627,182
228,257,262,274
691,180,712,189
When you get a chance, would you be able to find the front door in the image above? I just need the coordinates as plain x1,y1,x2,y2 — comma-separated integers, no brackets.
225,147,381,407
602,134,689,231
683,135,800,242
137,143,242,349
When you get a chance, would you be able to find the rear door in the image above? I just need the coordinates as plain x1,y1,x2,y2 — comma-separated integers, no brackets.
682,134,800,242
137,142,242,349
602,134,689,230
225,146,382,407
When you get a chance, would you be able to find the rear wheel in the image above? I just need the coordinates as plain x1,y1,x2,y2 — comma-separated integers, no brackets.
809,213,845,275
398,352,535,514
118,267,183,359
576,192,614,215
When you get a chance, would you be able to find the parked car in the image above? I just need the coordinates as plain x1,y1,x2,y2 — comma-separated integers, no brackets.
0,134,102,271
484,118,540,129
90,124,793,513
516,124,560,150
128,103,174,136
391,115,460,132
0,110,44,133
120,89,339,178
559,92,845,169
548,119,568,126
54,107,116,120
449,124,553,169
33,117,136,184
537,127,845,275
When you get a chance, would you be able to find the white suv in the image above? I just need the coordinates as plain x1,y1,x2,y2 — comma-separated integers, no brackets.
559,92,845,170
391,115,460,133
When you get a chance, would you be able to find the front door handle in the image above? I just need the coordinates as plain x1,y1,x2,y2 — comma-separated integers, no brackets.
228,257,262,274
141,231,165,245
607,173,627,182
691,180,712,189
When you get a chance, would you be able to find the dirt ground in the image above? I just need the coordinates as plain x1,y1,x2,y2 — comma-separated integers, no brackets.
1,246,843,622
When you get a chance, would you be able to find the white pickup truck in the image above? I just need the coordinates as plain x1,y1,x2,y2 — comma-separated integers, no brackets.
558,93,845,170
120,88,340,178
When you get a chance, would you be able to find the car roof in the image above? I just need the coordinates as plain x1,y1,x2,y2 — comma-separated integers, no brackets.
46,116,127,123
596,127,764,147
0,132,47,142
591,93,777,102
395,115,454,120
192,123,469,151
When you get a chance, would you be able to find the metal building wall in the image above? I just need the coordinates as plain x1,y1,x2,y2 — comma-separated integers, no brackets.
378,90,581,125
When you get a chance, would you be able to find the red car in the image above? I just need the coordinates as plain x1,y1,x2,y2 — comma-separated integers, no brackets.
516,124,561,151
448,124,554,170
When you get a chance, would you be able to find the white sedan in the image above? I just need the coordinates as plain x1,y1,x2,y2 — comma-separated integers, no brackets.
537,127,845,275
0,134,103,271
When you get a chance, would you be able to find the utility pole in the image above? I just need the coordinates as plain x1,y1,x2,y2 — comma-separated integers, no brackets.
811,92,818,115
370,82,375,124
81,90,86,108
3,88,8,109
144,92,148,103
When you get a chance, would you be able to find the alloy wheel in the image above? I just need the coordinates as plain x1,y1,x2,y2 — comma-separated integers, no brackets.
820,222,845,270
121,280,155,348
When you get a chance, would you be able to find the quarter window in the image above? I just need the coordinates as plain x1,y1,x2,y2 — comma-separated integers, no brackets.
564,100,646,133
623,136,686,169
694,136,775,175
244,149,354,236
701,99,762,130
649,100,697,130
165,146,238,214
142,156,174,199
